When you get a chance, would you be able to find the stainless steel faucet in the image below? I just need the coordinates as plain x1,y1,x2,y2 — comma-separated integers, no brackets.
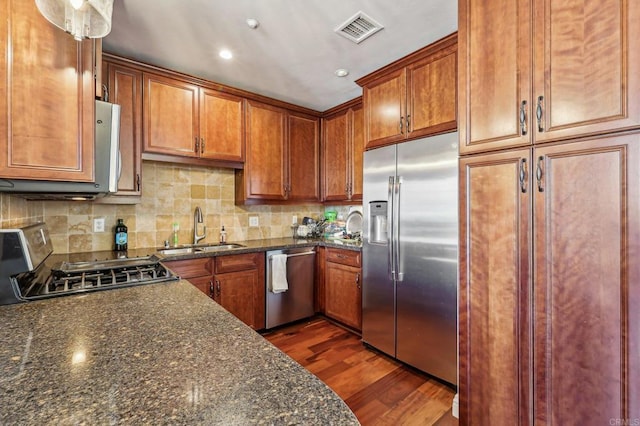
193,206,206,244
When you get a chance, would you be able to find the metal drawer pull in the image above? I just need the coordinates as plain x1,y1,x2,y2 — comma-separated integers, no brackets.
519,100,527,136
536,156,544,192
536,96,544,132
519,158,527,193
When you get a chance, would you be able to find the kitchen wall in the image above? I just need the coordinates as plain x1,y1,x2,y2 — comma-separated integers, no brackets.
0,161,359,254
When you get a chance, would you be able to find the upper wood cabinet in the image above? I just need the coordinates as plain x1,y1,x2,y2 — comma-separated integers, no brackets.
322,99,363,202
0,0,96,182
458,0,640,154
143,72,244,165
103,58,143,198
357,34,457,150
237,100,287,202
236,100,321,204
199,88,244,162
288,112,320,202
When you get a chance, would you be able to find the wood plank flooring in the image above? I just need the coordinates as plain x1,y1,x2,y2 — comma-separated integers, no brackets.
263,317,458,425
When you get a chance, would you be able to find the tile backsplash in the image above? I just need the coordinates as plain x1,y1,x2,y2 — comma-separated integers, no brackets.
1,161,357,254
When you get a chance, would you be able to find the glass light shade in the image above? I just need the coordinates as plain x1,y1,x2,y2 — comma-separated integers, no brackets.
35,0,114,41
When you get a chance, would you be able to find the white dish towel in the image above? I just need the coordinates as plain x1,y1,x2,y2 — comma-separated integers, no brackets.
270,254,289,293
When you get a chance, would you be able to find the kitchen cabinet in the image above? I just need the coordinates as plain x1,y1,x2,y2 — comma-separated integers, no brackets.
324,248,362,331
0,0,96,182
236,100,321,204
165,253,265,330
458,0,640,154
287,111,320,202
163,258,213,297
143,72,244,165
459,134,640,424
357,34,457,150
213,253,265,330
102,57,143,198
322,99,363,202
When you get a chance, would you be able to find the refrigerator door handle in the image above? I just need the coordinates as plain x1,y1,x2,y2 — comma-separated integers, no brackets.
388,176,396,280
395,176,403,282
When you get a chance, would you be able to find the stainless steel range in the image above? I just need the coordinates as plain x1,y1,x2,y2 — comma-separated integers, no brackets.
0,223,178,305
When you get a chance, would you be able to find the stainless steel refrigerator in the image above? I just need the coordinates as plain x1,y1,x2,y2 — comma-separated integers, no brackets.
362,132,458,385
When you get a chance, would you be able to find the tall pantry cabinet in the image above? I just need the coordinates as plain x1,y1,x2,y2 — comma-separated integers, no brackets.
458,0,640,424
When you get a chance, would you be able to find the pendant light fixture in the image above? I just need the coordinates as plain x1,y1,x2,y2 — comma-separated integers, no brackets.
35,0,114,41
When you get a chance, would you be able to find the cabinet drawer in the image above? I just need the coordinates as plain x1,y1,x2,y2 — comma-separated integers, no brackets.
164,258,211,278
215,253,261,274
326,248,361,268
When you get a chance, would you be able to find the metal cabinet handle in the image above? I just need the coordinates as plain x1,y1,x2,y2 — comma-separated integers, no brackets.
406,114,411,133
356,272,361,289
195,137,200,154
208,280,214,298
200,138,205,154
536,156,544,192
399,116,404,134
136,174,141,191
519,100,528,136
215,280,221,297
536,96,544,132
519,158,527,193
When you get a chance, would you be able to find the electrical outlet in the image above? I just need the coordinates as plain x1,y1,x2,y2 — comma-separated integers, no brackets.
93,218,105,233
292,215,298,225
249,216,259,227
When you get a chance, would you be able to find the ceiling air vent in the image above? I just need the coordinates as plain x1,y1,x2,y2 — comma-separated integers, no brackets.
335,11,384,44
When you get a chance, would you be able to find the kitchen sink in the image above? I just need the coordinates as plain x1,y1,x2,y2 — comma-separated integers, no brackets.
194,244,244,252
158,243,244,256
157,247,196,255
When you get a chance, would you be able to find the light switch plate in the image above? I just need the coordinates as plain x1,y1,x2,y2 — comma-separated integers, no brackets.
249,216,259,227
292,215,298,225
93,217,105,233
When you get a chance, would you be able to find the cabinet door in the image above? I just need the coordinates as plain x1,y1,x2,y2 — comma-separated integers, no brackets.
199,88,244,162
407,48,457,139
143,73,198,157
322,112,349,201
458,0,532,154
458,149,532,424
363,68,406,149
533,135,640,423
0,0,95,181
188,275,214,299
532,0,640,144
288,112,320,202
325,261,362,330
215,269,262,329
106,62,142,196
350,106,364,201
243,101,287,200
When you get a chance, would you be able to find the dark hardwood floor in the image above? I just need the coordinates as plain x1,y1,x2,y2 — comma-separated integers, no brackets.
263,317,458,425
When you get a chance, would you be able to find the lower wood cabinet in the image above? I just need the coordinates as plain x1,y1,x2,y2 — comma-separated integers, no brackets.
459,133,640,424
164,253,265,330
324,248,362,331
213,253,265,330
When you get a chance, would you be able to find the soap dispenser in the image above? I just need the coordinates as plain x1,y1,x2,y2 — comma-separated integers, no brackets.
219,225,227,244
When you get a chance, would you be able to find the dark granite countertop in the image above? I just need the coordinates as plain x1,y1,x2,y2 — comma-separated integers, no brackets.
48,237,361,265
0,280,359,425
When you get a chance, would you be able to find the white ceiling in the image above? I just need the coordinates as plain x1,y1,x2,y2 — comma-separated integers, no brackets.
103,0,458,112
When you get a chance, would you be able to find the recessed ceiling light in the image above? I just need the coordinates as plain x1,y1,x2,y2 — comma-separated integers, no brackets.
246,18,260,29
219,49,233,60
335,68,349,77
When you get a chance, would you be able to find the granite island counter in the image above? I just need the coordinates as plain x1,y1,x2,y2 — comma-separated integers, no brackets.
0,279,359,425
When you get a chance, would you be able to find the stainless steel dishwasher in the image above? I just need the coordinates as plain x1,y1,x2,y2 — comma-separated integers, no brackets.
265,247,316,328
